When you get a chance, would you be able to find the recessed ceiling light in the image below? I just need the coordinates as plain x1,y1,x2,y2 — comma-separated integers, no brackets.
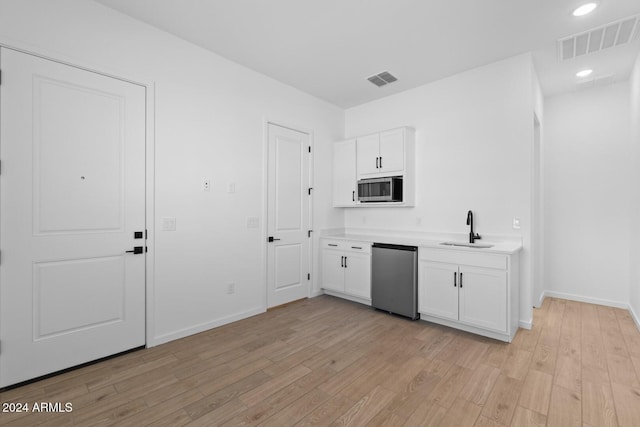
573,3,598,17
576,69,593,77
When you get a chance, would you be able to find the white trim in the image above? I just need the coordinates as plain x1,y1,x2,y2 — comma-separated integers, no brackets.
629,303,640,331
323,290,371,307
0,38,158,350
149,307,265,347
420,316,516,343
310,289,325,298
543,290,629,309
536,290,546,308
519,319,533,330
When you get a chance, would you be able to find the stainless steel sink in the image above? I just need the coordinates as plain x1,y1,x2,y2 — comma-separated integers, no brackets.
440,241,494,249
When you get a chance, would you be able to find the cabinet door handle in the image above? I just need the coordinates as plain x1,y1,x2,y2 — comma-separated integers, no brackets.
453,272,457,287
460,272,463,288
341,256,344,267
376,157,379,169
352,190,355,202
344,256,348,268
379,156,383,169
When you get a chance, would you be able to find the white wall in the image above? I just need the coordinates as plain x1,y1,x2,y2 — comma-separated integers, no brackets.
0,0,344,344
344,54,537,326
630,53,640,324
544,83,631,307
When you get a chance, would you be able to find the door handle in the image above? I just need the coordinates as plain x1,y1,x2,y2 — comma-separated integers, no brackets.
376,157,379,169
126,246,144,254
267,236,281,242
341,256,344,267
352,190,355,202
454,272,457,287
379,157,382,169
344,256,347,268
460,272,463,288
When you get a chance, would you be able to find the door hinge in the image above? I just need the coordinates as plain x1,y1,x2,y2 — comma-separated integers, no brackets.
308,230,313,238
308,187,313,195
307,273,310,280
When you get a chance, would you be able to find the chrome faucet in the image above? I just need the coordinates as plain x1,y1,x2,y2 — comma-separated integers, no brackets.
466,210,481,244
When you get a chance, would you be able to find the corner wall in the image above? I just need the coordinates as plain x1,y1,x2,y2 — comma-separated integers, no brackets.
544,83,631,308
630,52,640,326
344,54,537,326
0,0,345,345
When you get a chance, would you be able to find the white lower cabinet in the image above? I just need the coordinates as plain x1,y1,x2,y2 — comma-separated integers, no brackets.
419,247,519,342
321,239,371,303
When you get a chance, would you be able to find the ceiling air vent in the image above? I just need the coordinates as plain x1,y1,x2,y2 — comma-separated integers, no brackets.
558,15,640,61
367,71,398,87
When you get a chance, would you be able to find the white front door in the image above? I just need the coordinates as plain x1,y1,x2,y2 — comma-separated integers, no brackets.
266,123,311,308
0,48,146,387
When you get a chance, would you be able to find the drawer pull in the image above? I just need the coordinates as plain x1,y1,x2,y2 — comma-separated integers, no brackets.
351,246,362,249
328,244,338,247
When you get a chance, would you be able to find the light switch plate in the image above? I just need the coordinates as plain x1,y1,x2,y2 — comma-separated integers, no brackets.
161,217,176,231
512,217,521,229
203,178,211,192
246,217,259,228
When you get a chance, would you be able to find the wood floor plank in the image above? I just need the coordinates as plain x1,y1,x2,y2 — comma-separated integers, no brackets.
480,374,523,425
330,385,396,426
582,380,618,427
509,406,547,427
610,383,640,427
518,369,553,415
546,384,581,427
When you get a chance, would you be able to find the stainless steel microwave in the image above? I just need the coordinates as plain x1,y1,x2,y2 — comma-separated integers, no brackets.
357,176,403,202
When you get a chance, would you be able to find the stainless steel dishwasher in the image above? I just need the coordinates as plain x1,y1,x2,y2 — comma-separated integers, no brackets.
371,243,419,320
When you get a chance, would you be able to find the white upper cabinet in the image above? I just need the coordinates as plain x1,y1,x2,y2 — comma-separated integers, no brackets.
356,128,408,178
332,139,357,207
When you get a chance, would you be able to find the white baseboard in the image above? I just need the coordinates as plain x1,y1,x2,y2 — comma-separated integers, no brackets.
543,290,628,309
309,289,324,298
630,304,640,331
148,306,265,347
519,319,532,330
535,291,546,308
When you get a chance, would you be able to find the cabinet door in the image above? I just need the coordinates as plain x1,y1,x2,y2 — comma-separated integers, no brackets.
356,133,380,176
321,250,345,292
379,128,404,174
419,261,458,321
458,266,507,332
333,140,357,206
343,252,371,299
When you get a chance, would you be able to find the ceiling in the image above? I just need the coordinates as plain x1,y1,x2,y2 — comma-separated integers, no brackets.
95,0,640,108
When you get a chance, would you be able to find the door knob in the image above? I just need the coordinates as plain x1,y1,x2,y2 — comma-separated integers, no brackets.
126,246,144,254
267,236,281,242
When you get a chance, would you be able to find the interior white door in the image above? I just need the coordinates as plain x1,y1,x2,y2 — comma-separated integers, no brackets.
267,123,311,308
0,48,146,388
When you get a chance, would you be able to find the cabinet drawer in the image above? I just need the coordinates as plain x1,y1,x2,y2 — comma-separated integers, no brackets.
419,247,506,270
321,239,371,254
322,240,345,250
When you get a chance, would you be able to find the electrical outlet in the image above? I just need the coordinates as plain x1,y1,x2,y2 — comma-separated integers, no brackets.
161,217,176,231
512,217,521,229
227,283,235,294
203,178,211,192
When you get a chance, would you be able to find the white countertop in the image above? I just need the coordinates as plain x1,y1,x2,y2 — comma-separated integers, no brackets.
321,229,523,255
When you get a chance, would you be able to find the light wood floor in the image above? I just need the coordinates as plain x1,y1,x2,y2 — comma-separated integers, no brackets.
2,296,640,426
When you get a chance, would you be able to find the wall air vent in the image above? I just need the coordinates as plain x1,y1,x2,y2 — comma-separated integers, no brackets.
367,71,398,87
558,15,640,61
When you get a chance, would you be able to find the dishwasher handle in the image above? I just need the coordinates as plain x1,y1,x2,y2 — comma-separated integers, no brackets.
372,243,417,251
